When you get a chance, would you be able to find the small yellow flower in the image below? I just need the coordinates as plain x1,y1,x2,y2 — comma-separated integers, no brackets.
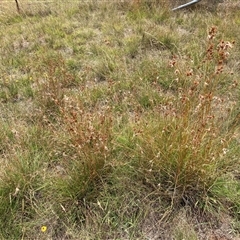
41,226,47,233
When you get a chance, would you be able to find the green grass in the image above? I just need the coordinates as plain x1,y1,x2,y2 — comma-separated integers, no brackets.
0,0,240,239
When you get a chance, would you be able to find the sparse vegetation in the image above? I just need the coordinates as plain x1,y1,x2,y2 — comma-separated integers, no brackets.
0,0,239,239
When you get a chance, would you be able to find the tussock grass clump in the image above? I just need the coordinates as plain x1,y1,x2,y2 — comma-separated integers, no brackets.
34,53,77,121
134,26,238,209
54,98,113,202
0,125,52,239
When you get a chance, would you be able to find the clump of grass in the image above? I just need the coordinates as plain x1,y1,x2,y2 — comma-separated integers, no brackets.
49,96,113,218
0,155,40,237
0,76,34,103
34,53,76,120
134,26,237,209
0,125,51,239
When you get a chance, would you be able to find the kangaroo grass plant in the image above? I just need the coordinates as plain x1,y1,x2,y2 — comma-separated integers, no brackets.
54,97,113,202
134,26,238,209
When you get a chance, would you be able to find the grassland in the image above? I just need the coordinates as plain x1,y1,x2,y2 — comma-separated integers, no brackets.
0,0,240,239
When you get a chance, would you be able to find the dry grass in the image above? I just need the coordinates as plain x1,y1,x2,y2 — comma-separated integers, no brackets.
0,0,240,239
